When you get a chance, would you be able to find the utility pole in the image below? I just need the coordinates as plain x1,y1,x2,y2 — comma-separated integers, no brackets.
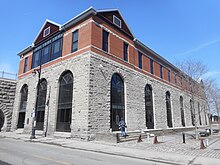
30,65,41,139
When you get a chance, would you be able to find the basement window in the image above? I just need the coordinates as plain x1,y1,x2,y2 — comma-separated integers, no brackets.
43,27,50,37
113,15,121,28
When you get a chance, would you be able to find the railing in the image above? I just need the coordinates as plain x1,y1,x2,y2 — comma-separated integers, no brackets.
0,71,17,80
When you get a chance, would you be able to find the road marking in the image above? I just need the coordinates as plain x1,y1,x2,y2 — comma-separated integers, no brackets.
32,154,72,165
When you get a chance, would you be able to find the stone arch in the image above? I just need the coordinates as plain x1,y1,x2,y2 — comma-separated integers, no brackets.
17,84,28,129
0,102,12,132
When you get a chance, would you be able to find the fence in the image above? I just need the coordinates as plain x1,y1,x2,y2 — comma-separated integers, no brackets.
0,71,17,80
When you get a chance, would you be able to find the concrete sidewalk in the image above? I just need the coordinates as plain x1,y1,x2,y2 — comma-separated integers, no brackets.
0,131,220,165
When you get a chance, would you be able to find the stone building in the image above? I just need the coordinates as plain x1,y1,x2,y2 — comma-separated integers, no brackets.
11,7,208,140
0,74,16,132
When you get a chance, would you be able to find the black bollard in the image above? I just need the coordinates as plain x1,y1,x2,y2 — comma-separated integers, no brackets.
182,132,185,144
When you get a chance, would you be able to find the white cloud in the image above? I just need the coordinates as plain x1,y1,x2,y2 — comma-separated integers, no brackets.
177,39,220,56
202,71,220,79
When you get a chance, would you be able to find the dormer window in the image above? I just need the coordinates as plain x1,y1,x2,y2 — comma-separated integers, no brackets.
43,27,50,37
113,15,121,28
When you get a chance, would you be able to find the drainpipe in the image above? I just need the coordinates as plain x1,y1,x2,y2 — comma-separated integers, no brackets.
44,86,51,137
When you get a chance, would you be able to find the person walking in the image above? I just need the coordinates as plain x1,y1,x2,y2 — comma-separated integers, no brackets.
119,118,127,137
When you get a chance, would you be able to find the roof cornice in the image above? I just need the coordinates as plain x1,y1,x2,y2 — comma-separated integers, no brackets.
134,38,180,73
96,8,118,12
17,45,33,57
62,7,97,30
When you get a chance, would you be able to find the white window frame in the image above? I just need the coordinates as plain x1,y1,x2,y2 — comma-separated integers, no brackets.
113,15,121,28
43,27,50,37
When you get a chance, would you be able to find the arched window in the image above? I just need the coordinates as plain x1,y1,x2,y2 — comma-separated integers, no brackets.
36,79,47,130
198,102,202,125
145,84,154,129
18,84,28,128
56,71,73,132
180,96,185,127
166,91,172,128
190,99,195,126
110,73,125,131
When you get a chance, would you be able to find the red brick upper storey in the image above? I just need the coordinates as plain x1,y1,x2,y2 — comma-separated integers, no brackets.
17,7,205,99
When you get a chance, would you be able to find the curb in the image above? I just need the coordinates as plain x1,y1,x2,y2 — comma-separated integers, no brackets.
61,144,186,165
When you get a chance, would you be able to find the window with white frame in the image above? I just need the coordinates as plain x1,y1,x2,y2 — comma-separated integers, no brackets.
72,30,78,52
43,27,50,37
113,15,121,28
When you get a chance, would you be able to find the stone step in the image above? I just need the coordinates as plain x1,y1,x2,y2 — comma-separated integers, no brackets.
118,134,153,143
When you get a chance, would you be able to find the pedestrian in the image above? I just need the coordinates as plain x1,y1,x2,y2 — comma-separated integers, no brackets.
119,118,127,137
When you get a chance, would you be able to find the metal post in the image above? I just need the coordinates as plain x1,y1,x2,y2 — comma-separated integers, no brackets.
205,138,209,147
30,65,41,139
182,132,186,143
162,135,164,142
147,133,150,142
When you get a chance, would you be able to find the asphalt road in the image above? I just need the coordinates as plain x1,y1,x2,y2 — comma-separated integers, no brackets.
0,138,167,165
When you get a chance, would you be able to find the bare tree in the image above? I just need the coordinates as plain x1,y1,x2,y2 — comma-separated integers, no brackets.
204,79,220,130
176,59,208,139
176,59,208,80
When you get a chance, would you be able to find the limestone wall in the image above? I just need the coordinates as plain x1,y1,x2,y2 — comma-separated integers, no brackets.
0,78,16,131
88,52,208,135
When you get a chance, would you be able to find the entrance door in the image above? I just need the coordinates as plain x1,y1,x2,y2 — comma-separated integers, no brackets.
111,106,125,131
17,112,25,128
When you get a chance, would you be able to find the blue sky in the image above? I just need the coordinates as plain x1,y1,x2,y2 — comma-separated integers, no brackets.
0,0,220,86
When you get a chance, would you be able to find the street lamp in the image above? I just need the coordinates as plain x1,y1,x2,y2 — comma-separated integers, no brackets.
30,65,41,139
